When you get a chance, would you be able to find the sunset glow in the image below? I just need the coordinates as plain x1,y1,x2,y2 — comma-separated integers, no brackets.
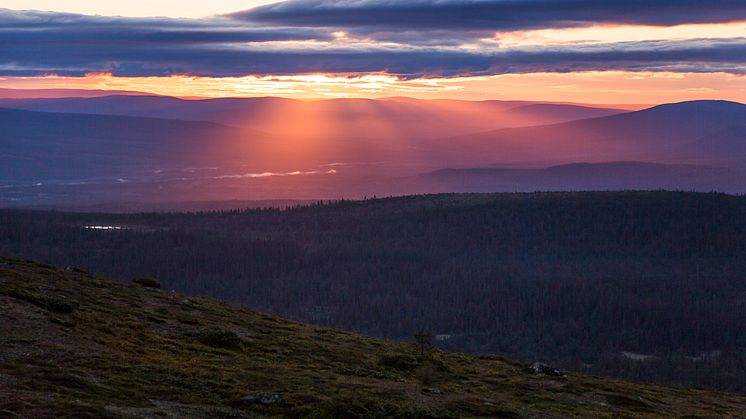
2,71,745,104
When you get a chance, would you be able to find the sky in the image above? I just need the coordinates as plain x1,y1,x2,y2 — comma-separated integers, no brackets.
1,0,745,103
0,1,277,18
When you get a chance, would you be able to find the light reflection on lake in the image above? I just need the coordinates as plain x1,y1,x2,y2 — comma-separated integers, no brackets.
83,225,125,231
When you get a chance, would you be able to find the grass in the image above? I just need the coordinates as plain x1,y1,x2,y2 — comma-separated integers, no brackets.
1,256,745,418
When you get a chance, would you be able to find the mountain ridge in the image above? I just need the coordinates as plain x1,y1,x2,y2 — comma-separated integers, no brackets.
438,100,746,166
0,88,156,99
0,94,628,134
414,161,746,194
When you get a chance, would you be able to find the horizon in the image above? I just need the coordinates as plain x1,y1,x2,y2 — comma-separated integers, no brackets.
0,86,662,109
3,86,745,112
3,85,745,109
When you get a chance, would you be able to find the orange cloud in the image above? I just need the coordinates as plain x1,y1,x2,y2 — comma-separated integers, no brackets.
1,71,744,105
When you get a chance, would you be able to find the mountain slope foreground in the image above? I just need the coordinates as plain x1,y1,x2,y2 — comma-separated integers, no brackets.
2,258,746,418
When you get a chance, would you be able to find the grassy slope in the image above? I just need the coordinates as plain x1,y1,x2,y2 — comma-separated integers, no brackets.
1,257,745,418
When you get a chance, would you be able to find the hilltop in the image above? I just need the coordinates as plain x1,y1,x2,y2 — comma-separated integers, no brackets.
2,257,746,417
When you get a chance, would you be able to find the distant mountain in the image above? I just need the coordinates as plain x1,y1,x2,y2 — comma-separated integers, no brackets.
0,95,628,140
498,103,623,125
438,100,746,166
2,107,363,205
0,106,445,206
2,100,744,207
24,199,313,213
0,88,153,99
414,162,746,194
0,107,262,181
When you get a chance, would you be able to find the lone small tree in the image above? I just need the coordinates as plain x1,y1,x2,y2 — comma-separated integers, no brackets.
414,330,432,356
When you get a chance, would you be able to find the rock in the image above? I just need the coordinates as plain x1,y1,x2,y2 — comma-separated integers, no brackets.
239,392,283,406
529,362,564,377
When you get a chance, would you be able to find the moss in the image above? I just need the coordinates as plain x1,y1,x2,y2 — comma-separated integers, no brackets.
1,288,75,314
604,393,654,412
50,317,76,328
176,315,200,325
415,364,438,386
378,354,420,372
308,396,437,419
144,314,166,324
47,402,120,419
196,328,243,350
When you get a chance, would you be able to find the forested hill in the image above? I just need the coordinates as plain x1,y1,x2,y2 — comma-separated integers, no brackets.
2,191,746,392
3,257,746,417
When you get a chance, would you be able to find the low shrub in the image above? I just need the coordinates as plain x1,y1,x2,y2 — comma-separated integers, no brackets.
378,354,420,372
132,277,160,289
197,328,242,350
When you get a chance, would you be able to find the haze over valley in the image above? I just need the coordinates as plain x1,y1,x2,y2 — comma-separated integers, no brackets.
2,94,744,208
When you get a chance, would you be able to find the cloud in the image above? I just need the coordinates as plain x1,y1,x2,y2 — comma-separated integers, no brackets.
0,9,328,44
237,0,746,31
0,8,745,78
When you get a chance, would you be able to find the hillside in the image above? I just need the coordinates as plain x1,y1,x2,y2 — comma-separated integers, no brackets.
0,95,625,137
3,191,746,393
0,107,264,181
2,257,746,418
498,103,622,124
0,88,153,99
414,162,746,193
440,100,746,166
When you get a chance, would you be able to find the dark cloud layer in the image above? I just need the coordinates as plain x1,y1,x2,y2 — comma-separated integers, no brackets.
238,0,746,31
1,5,745,79
0,9,328,44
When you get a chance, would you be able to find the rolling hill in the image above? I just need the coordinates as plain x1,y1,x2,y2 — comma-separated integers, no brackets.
498,103,626,124
0,95,626,139
438,100,746,166
0,107,265,181
2,100,745,207
0,88,154,99
413,162,746,194
2,256,746,417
